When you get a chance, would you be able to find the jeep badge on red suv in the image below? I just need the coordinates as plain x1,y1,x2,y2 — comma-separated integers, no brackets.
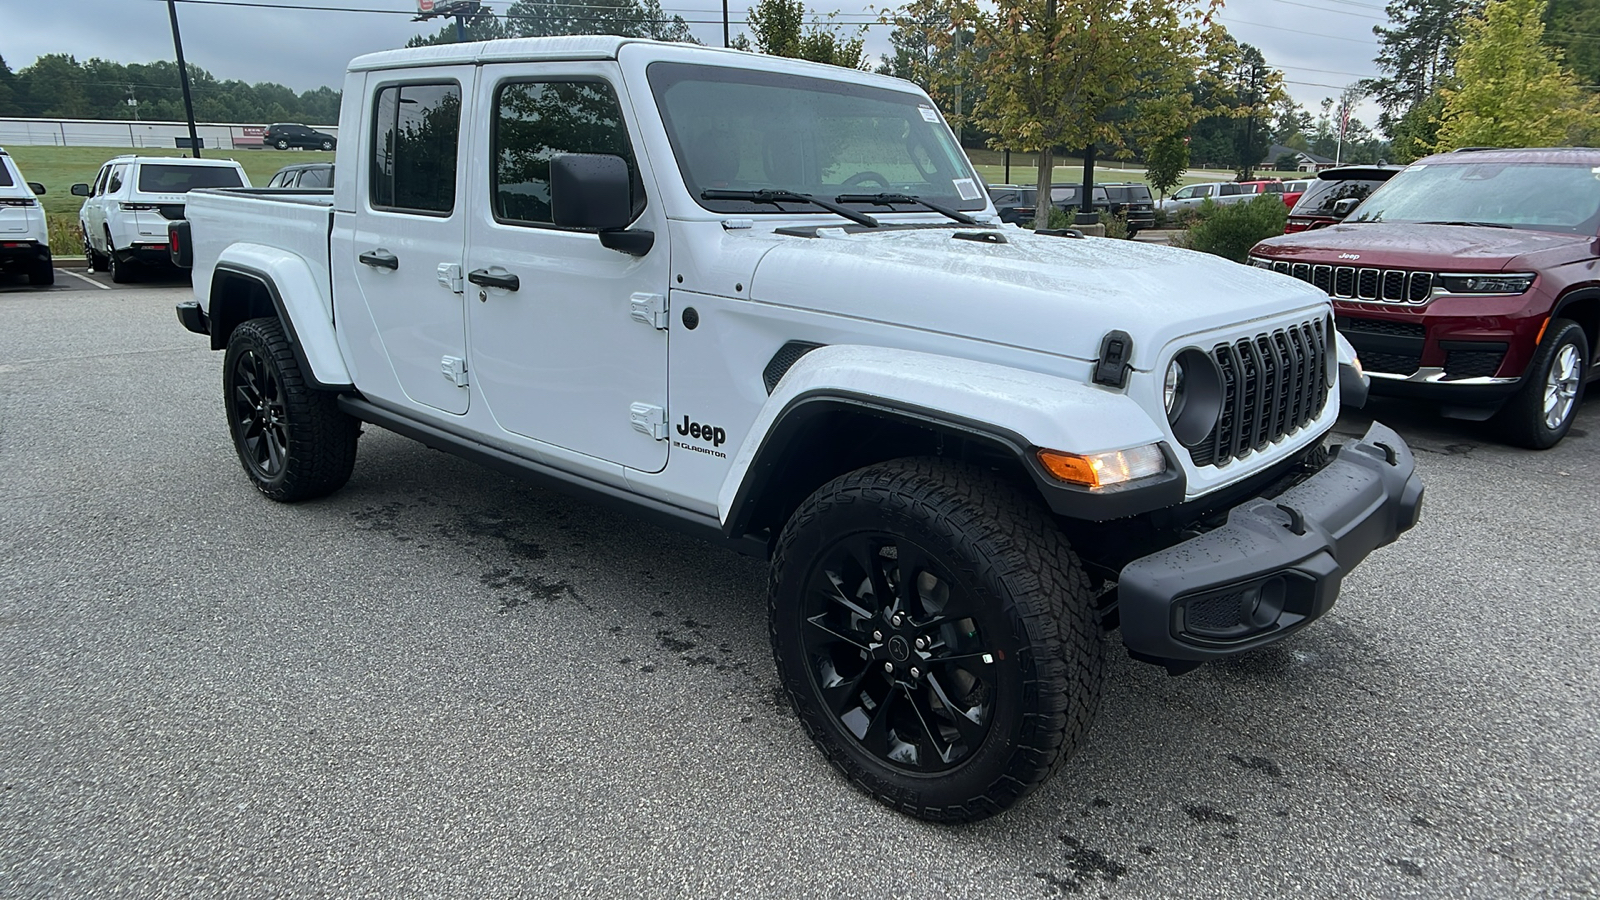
1251,147,1599,448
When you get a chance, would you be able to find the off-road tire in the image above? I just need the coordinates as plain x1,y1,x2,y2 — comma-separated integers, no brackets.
223,317,359,501
1496,318,1589,449
769,458,1104,823
28,256,54,286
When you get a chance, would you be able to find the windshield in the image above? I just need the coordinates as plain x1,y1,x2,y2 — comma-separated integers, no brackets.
137,164,244,193
1348,162,1600,234
648,62,984,214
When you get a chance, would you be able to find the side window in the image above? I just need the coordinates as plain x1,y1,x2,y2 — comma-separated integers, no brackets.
1218,184,1239,196
370,82,461,214
1197,185,1214,197
301,167,331,188
492,79,642,227
92,166,111,196
107,165,127,194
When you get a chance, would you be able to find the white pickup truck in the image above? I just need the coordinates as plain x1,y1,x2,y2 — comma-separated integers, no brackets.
174,36,1422,822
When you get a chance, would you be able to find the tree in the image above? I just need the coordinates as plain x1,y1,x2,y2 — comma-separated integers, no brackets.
1435,0,1599,149
1144,130,1189,199
1543,0,1600,88
903,0,1220,224
1183,37,1288,177
735,0,866,68
409,0,696,46
1366,0,1472,139
878,13,986,140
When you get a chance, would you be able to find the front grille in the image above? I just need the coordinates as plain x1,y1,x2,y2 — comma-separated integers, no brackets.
1184,590,1249,633
1444,349,1506,379
1187,318,1332,468
1336,316,1425,339
1269,260,1435,304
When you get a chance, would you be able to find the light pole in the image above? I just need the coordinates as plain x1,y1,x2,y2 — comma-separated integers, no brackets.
167,0,203,157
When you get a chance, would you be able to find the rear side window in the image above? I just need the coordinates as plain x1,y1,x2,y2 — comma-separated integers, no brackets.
371,82,461,214
1219,184,1241,196
300,167,331,188
1293,178,1382,216
491,79,642,226
138,165,243,193
0,161,13,188
107,165,128,193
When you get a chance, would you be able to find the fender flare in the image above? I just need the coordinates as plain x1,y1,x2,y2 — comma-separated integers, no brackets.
716,345,1185,538
207,244,351,390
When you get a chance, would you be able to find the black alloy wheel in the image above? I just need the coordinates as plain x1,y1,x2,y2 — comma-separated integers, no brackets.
797,532,1000,773
230,342,290,482
771,458,1103,822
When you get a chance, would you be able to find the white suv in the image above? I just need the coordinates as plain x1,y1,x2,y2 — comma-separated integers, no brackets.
1159,181,1250,213
0,148,52,286
73,156,248,282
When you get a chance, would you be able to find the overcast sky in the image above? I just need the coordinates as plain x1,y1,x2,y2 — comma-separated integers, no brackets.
1,0,1386,128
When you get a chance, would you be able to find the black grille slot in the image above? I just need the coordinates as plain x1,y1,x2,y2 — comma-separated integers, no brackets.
1444,349,1506,379
1408,271,1434,302
1360,351,1421,375
1381,270,1406,301
1335,316,1425,338
1332,267,1356,297
1357,269,1380,300
1190,319,1330,468
1290,263,1312,284
1311,265,1333,293
1272,261,1291,276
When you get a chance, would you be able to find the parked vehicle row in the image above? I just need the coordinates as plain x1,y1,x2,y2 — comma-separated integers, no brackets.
1253,147,1599,448
0,147,53,285
985,181,1153,234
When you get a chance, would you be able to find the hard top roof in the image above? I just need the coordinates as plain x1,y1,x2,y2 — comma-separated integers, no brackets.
1416,146,1600,166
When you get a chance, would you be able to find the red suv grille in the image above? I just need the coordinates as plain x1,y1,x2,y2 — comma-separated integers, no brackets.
1270,260,1435,304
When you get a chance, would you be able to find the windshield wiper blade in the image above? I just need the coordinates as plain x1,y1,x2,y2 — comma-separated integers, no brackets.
701,189,879,228
1418,220,1513,228
833,192,979,226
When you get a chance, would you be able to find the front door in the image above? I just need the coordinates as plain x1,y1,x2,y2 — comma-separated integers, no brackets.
345,69,474,415
464,64,670,472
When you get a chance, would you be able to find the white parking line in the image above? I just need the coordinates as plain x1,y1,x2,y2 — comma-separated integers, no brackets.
58,268,111,291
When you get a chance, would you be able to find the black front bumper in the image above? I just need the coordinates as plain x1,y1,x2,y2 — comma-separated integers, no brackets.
1117,421,1422,667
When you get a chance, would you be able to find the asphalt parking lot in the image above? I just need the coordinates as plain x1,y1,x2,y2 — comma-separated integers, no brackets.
2,285,1596,898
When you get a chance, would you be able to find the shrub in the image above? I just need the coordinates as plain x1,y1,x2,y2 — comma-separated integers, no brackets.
47,214,80,257
1099,210,1129,240
1181,194,1288,262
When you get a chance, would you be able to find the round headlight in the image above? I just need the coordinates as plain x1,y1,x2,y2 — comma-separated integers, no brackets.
1164,359,1185,419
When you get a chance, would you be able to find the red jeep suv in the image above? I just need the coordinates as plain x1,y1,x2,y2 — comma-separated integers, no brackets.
1250,147,1599,448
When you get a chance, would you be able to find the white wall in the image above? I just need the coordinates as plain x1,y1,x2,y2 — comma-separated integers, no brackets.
0,117,339,150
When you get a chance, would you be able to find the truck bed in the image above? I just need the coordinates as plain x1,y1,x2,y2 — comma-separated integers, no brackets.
186,188,335,322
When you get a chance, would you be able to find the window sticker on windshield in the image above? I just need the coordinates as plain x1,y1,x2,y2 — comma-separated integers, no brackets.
952,178,981,201
919,106,940,123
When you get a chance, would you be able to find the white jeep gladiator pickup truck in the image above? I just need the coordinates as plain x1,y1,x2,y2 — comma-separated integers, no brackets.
173,36,1423,822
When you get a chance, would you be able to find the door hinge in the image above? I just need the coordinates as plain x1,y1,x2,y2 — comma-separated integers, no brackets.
630,292,669,330
441,355,468,387
629,402,669,440
437,262,463,294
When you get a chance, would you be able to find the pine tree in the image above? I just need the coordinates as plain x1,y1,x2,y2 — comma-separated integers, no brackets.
1365,0,1473,139
1435,0,1599,149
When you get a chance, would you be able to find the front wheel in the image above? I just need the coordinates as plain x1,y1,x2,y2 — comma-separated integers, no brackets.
275,139,290,150
320,139,333,151
1496,318,1589,449
223,318,359,501
769,458,1104,822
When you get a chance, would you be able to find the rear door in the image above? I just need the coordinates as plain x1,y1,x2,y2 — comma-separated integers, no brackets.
343,70,475,415
463,63,670,472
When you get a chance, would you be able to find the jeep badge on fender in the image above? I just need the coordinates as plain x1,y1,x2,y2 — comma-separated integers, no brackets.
677,416,726,447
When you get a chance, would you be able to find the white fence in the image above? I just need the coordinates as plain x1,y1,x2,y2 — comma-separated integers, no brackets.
0,117,339,151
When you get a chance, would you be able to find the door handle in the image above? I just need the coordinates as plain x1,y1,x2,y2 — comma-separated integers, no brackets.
359,249,398,270
467,268,520,292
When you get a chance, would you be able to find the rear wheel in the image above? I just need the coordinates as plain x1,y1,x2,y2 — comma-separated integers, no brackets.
106,240,134,283
28,254,54,286
1496,319,1589,449
223,318,359,501
320,139,333,151
275,138,290,150
769,458,1103,822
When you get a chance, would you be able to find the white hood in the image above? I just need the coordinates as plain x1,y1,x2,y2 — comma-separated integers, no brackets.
746,227,1331,369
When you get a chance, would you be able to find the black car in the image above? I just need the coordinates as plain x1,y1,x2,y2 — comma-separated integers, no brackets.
1100,183,1156,235
265,163,334,189
986,183,1111,226
263,123,337,151
1285,165,1404,233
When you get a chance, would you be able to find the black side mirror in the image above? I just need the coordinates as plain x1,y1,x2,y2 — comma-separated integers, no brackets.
550,153,633,230
71,183,92,196
1332,197,1362,218
28,182,45,195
